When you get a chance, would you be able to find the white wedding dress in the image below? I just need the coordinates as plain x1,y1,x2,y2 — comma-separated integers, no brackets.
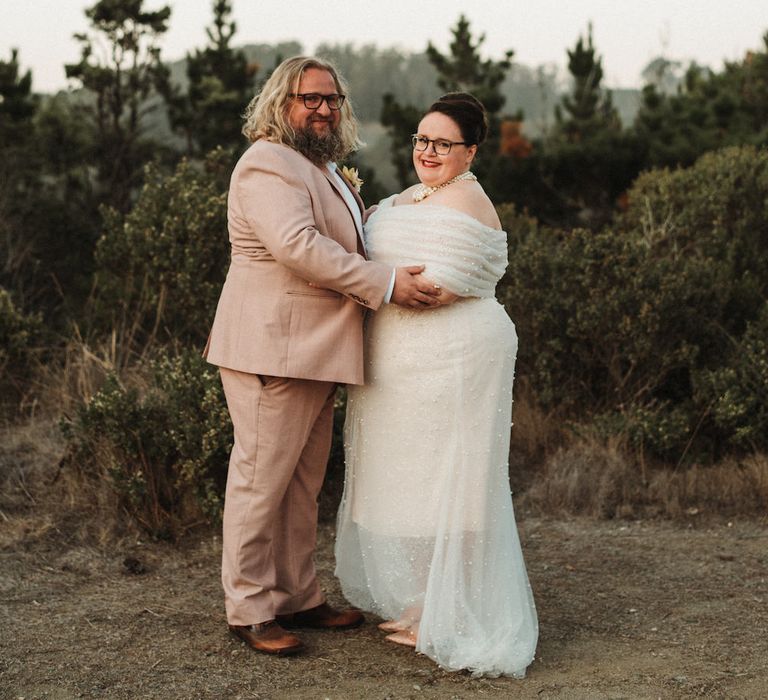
335,196,538,677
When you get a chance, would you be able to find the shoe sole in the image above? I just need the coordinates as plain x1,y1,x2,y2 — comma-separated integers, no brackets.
229,628,306,656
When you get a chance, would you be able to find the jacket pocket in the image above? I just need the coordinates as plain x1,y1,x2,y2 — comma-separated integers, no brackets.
285,289,341,300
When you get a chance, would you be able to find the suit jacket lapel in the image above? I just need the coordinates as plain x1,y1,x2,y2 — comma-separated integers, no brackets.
320,165,367,253
345,176,366,213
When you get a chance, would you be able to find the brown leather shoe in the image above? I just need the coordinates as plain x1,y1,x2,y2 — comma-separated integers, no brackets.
276,602,364,630
229,621,305,656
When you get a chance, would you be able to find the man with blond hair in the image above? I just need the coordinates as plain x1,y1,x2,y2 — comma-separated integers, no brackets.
204,56,439,655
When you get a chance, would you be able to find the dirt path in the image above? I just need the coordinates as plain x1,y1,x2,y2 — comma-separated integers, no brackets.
2,514,767,699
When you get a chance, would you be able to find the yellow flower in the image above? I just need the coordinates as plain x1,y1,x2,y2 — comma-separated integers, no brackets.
340,165,364,192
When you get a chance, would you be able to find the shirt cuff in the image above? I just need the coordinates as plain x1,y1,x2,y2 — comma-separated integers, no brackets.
383,269,396,304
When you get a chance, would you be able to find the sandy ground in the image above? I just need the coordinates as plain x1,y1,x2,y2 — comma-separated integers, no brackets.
2,511,767,699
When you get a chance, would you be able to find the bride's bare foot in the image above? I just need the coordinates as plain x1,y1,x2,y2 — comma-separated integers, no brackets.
378,606,421,633
384,628,418,648
378,619,413,632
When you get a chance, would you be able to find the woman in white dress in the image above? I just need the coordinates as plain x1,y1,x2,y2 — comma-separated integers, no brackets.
335,93,538,677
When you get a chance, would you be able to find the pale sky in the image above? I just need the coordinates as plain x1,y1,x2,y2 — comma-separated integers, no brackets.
3,0,767,93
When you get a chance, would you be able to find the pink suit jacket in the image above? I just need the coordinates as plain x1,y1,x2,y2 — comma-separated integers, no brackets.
204,139,392,385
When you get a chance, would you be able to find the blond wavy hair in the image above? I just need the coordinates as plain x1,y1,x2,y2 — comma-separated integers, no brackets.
242,56,362,156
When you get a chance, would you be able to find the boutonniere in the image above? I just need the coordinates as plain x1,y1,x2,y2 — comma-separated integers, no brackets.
340,165,364,192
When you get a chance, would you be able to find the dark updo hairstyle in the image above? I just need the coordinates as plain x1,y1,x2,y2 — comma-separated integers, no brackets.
424,92,488,146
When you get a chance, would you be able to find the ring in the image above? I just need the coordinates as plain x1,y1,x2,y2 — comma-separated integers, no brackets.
433,284,441,290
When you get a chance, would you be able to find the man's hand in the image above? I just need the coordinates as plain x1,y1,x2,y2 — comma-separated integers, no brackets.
391,265,442,309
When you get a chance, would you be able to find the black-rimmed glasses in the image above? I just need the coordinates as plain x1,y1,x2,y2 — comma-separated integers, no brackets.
290,93,346,110
412,134,468,155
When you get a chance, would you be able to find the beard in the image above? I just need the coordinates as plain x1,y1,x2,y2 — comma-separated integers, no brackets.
288,121,347,165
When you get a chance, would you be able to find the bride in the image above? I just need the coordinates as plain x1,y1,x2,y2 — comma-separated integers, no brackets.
335,93,538,677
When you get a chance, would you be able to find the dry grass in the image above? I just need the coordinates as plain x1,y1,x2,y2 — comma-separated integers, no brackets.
8,331,219,544
0,415,141,548
510,380,568,459
506,385,768,520
23,323,166,419
519,437,641,518
647,454,768,516
1,335,132,543
519,436,768,519
0,419,64,546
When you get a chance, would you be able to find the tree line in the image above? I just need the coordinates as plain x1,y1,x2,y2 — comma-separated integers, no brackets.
3,2,765,321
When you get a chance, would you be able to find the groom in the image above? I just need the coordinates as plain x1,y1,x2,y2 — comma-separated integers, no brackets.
204,56,440,655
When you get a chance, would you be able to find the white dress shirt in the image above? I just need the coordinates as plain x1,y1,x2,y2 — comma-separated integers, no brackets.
328,162,396,303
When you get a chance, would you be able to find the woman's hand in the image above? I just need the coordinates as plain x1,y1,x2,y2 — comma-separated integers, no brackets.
412,277,459,307
433,286,459,305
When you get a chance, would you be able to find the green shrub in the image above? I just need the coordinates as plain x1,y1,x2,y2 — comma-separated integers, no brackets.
498,146,768,459
697,304,768,451
619,145,768,339
61,350,231,538
91,149,230,351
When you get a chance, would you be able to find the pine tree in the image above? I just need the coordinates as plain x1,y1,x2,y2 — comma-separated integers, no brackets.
425,15,513,123
381,15,513,190
65,0,172,212
738,32,768,137
165,0,256,156
0,49,40,293
0,50,96,316
380,94,422,190
0,49,37,151
541,26,641,227
634,32,768,169
554,24,620,140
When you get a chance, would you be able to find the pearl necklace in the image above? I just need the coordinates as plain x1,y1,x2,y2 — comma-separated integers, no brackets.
412,171,477,202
